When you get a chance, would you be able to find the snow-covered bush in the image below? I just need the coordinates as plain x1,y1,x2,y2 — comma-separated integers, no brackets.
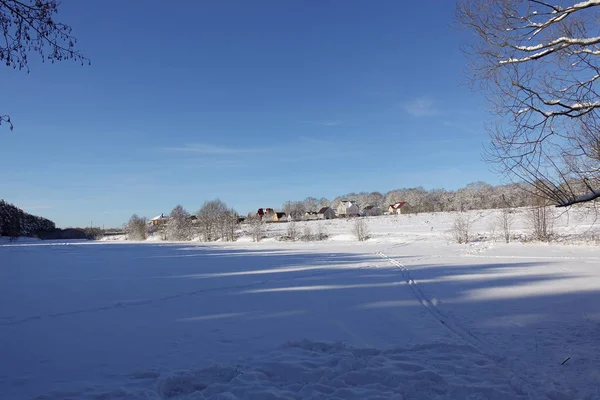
125,214,147,241
451,214,471,244
196,199,239,242
248,216,265,242
166,205,193,241
315,222,328,241
528,204,554,242
301,224,313,242
498,208,513,243
352,218,370,242
286,220,298,241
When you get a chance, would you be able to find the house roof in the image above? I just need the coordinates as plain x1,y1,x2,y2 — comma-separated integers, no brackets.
318,207,331,214
363,205,376,210
390,202,407,209
151,213,167,221
276,212,286,218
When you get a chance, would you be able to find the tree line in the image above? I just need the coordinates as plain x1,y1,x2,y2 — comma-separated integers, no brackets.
125,199,239,242
282,182,537,216
123,181,559,242
0,199,55,238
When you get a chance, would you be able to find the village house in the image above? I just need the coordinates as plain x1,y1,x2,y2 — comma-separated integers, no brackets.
338,200,360,217
263,208,275,220
388,202,410,215
317,207,336,219
256,208,286,222
362,205,380,217
149,213,169,226
274,212,287,222
304,211,318,220
336,200,360,217
256,208,275,220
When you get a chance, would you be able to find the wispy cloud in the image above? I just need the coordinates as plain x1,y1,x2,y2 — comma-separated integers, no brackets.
180,160,246,169
402,97,439,117
300,120,345,127
160,143,259,154
159,139,357,166
298,136,333,146
320,120,344,126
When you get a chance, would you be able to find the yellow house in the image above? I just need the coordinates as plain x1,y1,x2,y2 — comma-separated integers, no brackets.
150,213,169,226
274,212,287,222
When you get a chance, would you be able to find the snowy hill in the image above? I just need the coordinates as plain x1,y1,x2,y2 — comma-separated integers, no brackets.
2,205,600,399
246,205,600,245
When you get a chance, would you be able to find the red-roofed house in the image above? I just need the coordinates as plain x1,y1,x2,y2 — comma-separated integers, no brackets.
388,202,410,215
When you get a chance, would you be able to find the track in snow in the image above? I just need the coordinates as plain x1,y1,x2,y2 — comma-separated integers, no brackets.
375,250,550,399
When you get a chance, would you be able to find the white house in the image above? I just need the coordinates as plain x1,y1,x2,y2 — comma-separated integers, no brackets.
362,205,380,217
304,211,318,220
337,200,360,217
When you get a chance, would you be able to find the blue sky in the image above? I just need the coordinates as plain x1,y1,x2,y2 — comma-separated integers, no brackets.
1,0,498,228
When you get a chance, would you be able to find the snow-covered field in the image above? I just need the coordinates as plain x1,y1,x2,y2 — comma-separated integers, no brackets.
2,208,600,399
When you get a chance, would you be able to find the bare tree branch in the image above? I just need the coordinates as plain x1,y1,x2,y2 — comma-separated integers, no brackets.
0,0,89,129
458,0,600,207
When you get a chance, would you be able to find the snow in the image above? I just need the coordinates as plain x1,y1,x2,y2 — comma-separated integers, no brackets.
2,207,600,399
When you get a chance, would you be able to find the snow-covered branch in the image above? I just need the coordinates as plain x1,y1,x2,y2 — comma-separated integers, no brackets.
500,36,600,64
556,189,600,206
522,0,600,36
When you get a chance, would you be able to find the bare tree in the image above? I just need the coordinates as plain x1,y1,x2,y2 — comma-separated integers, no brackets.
282,201,306,221
197,199,222,241
318,197,330,209
196,199,237,242
303,197,319,213
352,218,370,241
221,209,239,242
458,0,600,207
282,201,294,219
125,214,147,241
166,205,192,241
248,215,264,242
367,192,385,209
315,221,328,241
301,223,313,241
451,213,471,244
286,219,298,241
1,0,89,129
529,196,554,241
498,208,514,243
157,222,167,241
